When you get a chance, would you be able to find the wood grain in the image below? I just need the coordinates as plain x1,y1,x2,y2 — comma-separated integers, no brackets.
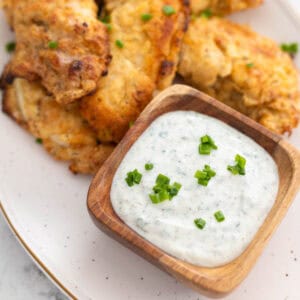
87,85,300,297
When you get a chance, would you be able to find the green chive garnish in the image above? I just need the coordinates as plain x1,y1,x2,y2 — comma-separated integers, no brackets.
141,13,153,21
35,138,43,144
194,218,206,230
246,62,254,68
227,154,246,175
48,41,58,49
281,43,298,55
99,15,112,31
104,23,112,31
194,165,216,186
214,210,225,222
6,41,16,53
129,121,134,128
115,39,124,48
125,169,142,187
99,15,110,23
200,9,212,18
149,174,181,204
145,163,154,171
199,135,218,155
163,5,176,16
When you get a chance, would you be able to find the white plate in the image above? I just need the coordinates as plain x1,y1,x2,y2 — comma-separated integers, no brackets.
1,1,300,299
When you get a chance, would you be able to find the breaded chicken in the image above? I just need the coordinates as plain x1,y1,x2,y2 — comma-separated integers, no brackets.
1,0,111,105
80,0,189,143
190,0,263,15
178,17,300,134
2,78,115,174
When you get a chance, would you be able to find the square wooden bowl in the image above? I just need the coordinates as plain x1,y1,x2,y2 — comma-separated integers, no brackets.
87,85,300,297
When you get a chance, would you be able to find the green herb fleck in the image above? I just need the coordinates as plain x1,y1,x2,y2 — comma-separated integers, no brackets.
194,165,216,186
141,13,153,21
199,135,218,155
281,43,298,55
227,154,246,175
99,15,111,23
246,62,254,68
104,23,112,31
163,5,176,16
149,174,181,204
125,169,142,187
145,163,154,171
214,210,225,222
35,138,43,144
129,121,134,128
115,39,124,49
200,9,212,18
99,15,112,31
6,41,16,53
48,41,58,49
194,218,206,230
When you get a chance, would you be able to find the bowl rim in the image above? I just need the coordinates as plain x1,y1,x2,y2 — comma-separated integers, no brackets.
87,84,300,297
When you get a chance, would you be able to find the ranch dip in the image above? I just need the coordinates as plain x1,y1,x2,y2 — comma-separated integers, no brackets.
110,111,279,267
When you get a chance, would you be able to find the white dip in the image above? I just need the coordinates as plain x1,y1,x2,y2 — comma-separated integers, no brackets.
110,111,279,267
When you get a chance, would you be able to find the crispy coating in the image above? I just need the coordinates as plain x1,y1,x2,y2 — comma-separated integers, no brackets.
178,17,300,134
1,0,111,105
80,0,189,143
190,0,263,15
2,78,115,174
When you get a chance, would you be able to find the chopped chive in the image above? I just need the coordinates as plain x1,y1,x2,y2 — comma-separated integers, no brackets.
125,169,142,187
6,41,16,53
200,9,212,18
162,5,176,16
156,174,170,186
99,15,111,23
145,163,154,171
169,182,182,197
115,39,124,48
149,174,181,204
281,43,298,55
104,23,112,31
35,138,43,144
129,121,134,128
246,62,254,68
141,13,153,21
199,135,218,155
214,210,225,222
194,218,206,230
227,154,246,175
99,15,112,31
194,165,216,186
48,41,58,49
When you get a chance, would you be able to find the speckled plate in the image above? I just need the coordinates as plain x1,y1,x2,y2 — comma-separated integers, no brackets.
1,1,300,299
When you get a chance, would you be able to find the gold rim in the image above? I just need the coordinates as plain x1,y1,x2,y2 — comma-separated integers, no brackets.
0,201,77,300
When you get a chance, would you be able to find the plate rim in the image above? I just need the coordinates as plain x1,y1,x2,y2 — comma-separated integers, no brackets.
0,201,76,299
1,0,300,299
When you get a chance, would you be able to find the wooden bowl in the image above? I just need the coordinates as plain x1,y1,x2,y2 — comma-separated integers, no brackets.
87,85,300,297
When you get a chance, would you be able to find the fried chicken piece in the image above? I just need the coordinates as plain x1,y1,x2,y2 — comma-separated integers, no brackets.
1,0,111,105
190,0,263,15
178,17,300,134
80,0,189,143
2,78,115,174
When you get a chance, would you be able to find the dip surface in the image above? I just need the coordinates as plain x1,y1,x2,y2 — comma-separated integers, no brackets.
111,111,279,267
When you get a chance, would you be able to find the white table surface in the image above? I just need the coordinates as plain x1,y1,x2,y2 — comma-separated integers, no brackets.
1,1,300,299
